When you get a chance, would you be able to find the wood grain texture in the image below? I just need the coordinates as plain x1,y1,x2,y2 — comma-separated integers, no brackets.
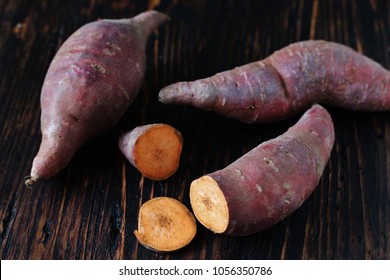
0,0,389,260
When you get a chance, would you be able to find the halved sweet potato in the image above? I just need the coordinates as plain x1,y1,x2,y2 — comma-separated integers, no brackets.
118,123,183,180
134,197,197,252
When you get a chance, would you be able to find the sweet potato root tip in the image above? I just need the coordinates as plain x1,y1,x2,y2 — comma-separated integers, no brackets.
134,197,197,252
189,176,229,233
189,104,335,236
132,10,171,36
119,124,183,180
24,175,37,188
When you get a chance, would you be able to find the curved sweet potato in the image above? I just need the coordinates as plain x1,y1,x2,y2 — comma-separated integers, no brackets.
25,11,169,186
159,40,390,123
190,104,334,236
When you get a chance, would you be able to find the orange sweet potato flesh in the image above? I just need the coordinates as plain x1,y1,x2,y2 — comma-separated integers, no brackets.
190,104,334,236
159,40,390,123
118,124,183,180
25,11,170,186
134,197,197,252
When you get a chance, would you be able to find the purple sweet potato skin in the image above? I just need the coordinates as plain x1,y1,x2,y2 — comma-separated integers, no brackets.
269,41,390,110
208,104,334,236
159,40,390,123
26,11,169,186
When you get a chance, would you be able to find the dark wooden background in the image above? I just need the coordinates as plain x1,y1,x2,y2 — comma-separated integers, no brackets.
1,0,389,260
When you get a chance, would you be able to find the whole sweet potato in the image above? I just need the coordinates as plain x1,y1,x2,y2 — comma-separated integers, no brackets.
25,11,170,186
190,104,334,236
159,40,390,123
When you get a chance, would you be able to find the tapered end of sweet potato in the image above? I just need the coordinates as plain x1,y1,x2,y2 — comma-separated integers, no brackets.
133,10,170,30
158,82,186,104
24,175,39,188
134,197,197,252
119,124,183,180
158,81,216,109
189,175,229,234
131,10,170,45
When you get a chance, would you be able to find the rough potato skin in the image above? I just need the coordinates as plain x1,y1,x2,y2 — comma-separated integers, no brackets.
159,40,390,123
26,11,169,186
207,104,334,236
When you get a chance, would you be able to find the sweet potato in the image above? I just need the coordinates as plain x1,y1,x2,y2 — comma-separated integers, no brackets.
134,197,197,252
118,123,183,180
189,104,334,236
25,11,170,186
159,40,390,123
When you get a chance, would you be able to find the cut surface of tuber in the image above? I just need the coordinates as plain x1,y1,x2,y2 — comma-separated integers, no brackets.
134,197,196,252
134,124,183,180
189,175,229,233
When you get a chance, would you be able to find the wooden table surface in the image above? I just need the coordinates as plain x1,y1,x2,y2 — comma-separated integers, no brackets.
1,0,389,260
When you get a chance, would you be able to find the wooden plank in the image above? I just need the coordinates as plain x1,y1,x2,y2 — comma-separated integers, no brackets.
0,0,389,260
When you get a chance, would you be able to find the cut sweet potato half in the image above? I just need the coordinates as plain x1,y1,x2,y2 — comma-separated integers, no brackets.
189,104,335,236
118,123,183,180
190,175,229,233
134,197,197,252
